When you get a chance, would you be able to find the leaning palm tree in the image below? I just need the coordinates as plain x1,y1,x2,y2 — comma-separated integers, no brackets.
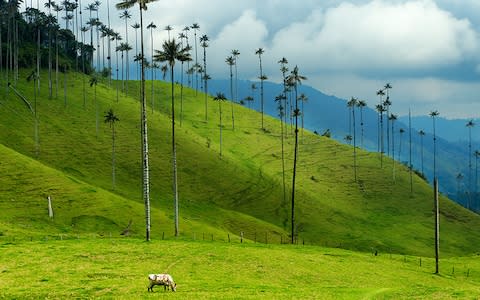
104,108,120,189
430,110,440,180
213,92,227,157
116,0,158,242
286,65,307,244
153,38,191,237
225,55,235,130
255,47,266,129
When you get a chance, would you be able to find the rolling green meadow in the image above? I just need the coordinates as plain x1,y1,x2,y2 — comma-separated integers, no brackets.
2,70,480,298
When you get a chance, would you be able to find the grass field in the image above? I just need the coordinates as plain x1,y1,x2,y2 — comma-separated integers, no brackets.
1,238,480,299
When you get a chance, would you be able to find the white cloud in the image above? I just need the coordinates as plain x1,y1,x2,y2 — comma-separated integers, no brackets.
268,0,479,73
208,10,269,79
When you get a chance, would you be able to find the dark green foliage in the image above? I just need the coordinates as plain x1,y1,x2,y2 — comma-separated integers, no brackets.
0,3,93,74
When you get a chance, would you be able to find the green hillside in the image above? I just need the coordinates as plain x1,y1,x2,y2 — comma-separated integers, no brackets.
1,70,480,256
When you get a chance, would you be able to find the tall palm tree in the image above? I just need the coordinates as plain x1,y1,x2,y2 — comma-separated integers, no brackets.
89,75,99,137
383,96,392,157
119,9,131,93
44,4,55,99
430,110,439,180
226,55,235,130
182,26,191,86
213,92,227,157
231,49,240,103
191,23,200,94
457,172,464,204
104,108,119,189
154,38,191,237
200,34,209,122
251,83,257,110
356,100,366,148
418,130,426,176
376,89,385,155
178,34,191,126
26,70,39,157
131,22,140,79
275,93,287,221
85,3,96,68
398,128,405,162
389,113,398,181
347,97,358,181
164,24,173,40
299,93,308,142
255,47,265,129
111,31,122,102
286,66,307,244
117,42,131,92
466,119,475,207
375,103,386,167
278,57,289,137
384,83,392,156
475,150,480,207
116,0,158,242
106,0,112,85
146,22,156,109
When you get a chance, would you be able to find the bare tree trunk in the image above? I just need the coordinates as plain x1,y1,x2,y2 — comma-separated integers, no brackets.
139,6,151,242
434,178,440,274
47,196,54,218
171,67,179,237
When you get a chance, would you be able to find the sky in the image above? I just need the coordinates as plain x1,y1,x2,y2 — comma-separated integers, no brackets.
42,0,480,119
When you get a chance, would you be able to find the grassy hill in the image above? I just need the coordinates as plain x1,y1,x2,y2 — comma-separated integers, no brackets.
1,70,480,257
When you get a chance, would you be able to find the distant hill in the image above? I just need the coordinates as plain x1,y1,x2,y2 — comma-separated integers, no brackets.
399,116,480,144
209,79,479,208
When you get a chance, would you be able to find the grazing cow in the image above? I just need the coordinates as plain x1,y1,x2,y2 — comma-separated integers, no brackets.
147,274,177,292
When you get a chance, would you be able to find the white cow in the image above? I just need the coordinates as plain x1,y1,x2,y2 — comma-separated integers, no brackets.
147,274,177,292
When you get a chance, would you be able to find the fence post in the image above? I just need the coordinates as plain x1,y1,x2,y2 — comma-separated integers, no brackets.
240,232,243,243
47,196,54,218
228,234,230,243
